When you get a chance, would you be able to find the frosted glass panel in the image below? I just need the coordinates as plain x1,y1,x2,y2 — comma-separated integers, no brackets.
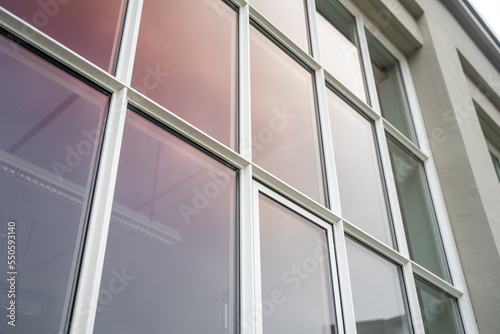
250,26,325,204
327,90,393,246
0,0,127,73
317,12,366,101
346,238,412,334
259,195,336,334
132,0,237,149
251,0,310,52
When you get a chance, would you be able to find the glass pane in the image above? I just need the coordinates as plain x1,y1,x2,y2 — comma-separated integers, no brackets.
250,0,309,52
367,34,416,142
387,137,449,280
489,150,500,182
317,10,366,101
346,238,412,334
259,194,336,334
0,35,108,333
250,26,325,204
415,277,464,334
93,110,237,334
327,90,393,246
132,0,237,149
0,0,127,73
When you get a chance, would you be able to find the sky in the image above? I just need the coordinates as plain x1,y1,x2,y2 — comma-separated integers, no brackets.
467,0,500,40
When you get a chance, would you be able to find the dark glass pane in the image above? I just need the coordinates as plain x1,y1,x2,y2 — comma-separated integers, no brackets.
0,0,127,73
250,26,325,204
367,34,416,142
0,35,108,333
346,238,412,334
327,90,393,246
259,194,336,334
387,137,449,280
93,110,237,334
415,277,464,334
132,0,237,149
250,0,310,52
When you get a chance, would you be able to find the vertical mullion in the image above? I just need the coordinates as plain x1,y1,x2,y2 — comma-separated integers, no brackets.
356,16,380,115
70,88,128,334
399,59,479,334
239,3,252,160
240,167,263,334
403,263,426,334
114,0,144,85
334,221,357,334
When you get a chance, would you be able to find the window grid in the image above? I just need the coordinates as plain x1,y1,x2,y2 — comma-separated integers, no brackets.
0,1,478,333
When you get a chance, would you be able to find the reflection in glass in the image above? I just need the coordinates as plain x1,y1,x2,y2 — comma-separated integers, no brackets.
367,33,416,142
387,137,449,280
415,277,464,334
259,194,336,334
327,90,393,246
0,0,127,73
316,9,366,101
93,110,237,334
250,26,325,204
345,238,412,334
0,35,108,333
250,0,310,52
132,0,237,149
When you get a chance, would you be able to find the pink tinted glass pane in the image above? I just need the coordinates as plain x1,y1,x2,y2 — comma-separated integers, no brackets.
0,35,107,333
132,0,237,149
250,27,325,204
327,90,393,246
0,0,127,73
317,14,366,101
250,0,309,52
93,110,237,333
259,195,336,333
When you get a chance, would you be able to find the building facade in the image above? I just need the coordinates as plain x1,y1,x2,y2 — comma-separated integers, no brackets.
0,0,498,333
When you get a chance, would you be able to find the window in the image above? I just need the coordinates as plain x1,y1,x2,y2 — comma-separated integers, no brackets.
250,25,326,204
0,0,127,73
488,143,500,182
327,89,393,246
415,277,465,334
250,0,310,52
93,109,237,333
132,0,237,149
0,34,108,333
258,192,337,334
345,238,412,334
387,137,450,280
367,33,416,142
316,1,366,101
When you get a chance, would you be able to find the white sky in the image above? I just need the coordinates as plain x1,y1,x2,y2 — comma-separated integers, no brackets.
467,0,500,40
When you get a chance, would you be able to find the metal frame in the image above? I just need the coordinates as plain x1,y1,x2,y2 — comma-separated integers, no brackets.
0,0,479,333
